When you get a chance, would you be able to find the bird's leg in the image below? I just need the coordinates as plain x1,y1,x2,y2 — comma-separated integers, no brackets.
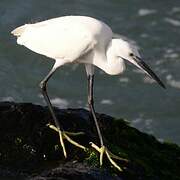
87,74,125,171
40,66,86,158
87,75,104,147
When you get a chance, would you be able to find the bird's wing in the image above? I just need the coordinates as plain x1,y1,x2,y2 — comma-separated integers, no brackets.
12,20,97,61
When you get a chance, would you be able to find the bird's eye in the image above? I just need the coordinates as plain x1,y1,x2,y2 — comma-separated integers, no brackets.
129,53,134,57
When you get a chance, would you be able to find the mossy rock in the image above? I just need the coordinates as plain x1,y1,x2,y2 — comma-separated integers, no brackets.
0,102,180,180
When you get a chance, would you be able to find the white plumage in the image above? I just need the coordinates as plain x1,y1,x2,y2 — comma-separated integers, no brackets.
12,16,134,75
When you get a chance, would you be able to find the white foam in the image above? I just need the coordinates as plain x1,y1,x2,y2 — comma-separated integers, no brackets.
140,33,149,38
1,96,14,101
119,77,129,83
164,53,179,59
164,18,180,26
168,80,180,89
166,74,173,81
171,7,180,13
51,97,69,108
138,9,156,16
166,49,174,54
38,94,69,108
155,60,164,65
132,118,142,125
166,74,180,89
100,99,113,105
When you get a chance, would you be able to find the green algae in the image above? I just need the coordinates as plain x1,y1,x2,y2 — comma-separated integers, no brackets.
85,149,99,167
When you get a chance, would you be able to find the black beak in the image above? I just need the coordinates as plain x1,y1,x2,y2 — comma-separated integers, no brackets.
133,56,166,89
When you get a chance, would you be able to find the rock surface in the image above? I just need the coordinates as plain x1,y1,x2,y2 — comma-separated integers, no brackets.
0,102,180,180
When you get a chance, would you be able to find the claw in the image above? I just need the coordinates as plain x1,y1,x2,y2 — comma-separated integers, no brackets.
63,133,86,150
47,123,59,132
47,123,86,157
47,124,85,136
90,142,126,172
90,142,101,152
59,130,67,158
106,150,123,171
107,149,128,162
100,146,105,166
64,131,85,136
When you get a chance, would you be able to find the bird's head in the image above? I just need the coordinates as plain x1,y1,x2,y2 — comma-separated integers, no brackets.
112,38,165,89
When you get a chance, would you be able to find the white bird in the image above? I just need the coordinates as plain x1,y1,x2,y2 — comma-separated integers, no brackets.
11,15,165,171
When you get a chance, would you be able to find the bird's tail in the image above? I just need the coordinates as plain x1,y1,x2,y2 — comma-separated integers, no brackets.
11,24,27,37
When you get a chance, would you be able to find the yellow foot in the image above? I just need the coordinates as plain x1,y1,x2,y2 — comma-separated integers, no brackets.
47,124,86,158
90,142,128,172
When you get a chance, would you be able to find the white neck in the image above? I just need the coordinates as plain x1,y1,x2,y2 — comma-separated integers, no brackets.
93,40,126,75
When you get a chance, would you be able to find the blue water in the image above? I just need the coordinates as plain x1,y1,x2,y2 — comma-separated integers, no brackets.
0,0,180,144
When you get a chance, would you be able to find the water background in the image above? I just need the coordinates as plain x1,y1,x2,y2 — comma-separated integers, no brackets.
0,0,180,144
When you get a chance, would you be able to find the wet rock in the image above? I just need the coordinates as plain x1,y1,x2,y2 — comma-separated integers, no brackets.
29,162,122,180
0,102,180,180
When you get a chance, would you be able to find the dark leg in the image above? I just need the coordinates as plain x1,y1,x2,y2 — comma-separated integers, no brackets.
39,68,62,132
87,74,126,171
87,75,103,147
40,66,85,158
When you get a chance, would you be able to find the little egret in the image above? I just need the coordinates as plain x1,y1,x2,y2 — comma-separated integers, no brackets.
11,15,165,171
